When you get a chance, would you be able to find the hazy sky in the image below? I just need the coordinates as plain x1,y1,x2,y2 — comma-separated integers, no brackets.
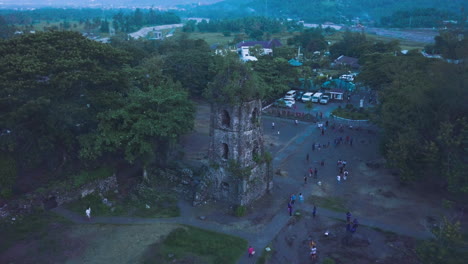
0,0,223,8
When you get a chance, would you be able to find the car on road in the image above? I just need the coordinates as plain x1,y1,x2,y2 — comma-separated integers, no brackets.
274,98,294,108
301,92,314,102
283,97,295,104
320,95,330,104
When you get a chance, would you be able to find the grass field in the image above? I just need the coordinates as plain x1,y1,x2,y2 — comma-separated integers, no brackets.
142,225,248,264
307,194,348,212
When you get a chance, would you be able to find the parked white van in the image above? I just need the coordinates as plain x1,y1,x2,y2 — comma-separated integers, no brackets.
284,90,297,99
301,92,314,102
311,92,323,103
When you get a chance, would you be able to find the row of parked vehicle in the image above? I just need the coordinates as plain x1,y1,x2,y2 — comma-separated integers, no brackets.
274,90,330,108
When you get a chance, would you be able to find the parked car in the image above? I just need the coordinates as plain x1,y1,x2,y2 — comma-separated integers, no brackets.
311,92,323,103
320,95,330,104
301,92,314,102
283,97,295,104
274,98,294,108
284,90,297,99
294,91,305,101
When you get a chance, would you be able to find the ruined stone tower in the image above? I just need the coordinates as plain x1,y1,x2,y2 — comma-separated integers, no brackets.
208,100,272,206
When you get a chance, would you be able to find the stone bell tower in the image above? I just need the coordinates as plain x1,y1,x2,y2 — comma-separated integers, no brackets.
208,99,272,206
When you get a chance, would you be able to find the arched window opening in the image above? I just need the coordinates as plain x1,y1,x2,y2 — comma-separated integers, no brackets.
222,143,229,160
221,110,231,128
251,107,259,125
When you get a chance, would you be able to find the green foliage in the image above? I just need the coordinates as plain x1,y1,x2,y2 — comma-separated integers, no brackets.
71,166,113,188
0,155,17,198
79,81,195,166
234,205,247,217
0,31,130,171
256,245,273,264
360,52,467,193
329,30,400,59
380,8,456,28
227,159,252,180
162,226,247,264
417,217,467,264
331,105,371,120
288,28,328,53
205,54,267,104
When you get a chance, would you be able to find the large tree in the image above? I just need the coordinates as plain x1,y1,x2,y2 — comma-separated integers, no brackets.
79,81,194,176
0,31,130,171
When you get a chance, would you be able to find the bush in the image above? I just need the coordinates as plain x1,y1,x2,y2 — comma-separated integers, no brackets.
323,258,336,264
234,205,247,217
0,155,17,198
71,166,113,188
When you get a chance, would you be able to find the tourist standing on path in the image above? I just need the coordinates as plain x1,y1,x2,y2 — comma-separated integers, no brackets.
306,153,309,162
344,170,349,180
288,202,293,216
309,167,313,177
248,246,255,258
85,206,91,220
299,193,304,203
312,143,315,151
295,119,298,126
346,212,352,223
310,245,317,259
271,122,275,129
312,205,317,218
291,194,296,204
304,175,308,185
314,168,318,178
337,175,341,183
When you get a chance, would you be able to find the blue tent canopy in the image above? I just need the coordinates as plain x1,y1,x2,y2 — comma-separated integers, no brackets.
288,59,303,67
322,79,355,91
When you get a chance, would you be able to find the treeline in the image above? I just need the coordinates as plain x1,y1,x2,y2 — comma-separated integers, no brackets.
187,0,463,25
183,17,302,35
0,8,114,25
380,8,457,28
112,9,180,33
357,32,468,195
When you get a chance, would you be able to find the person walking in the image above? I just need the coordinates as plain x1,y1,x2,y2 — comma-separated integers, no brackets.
299,193,304,203
310,245,317,259
306,153,309,162
312,142,315,151
346,211,352,223
309,167,313,177
291,194,296,204
337,175,341,183
248,246,255,258
85,206,91,220
314,168,318,178
288,202,293,216
295,119,298,126
304,175,308,185
312,205,317,218
344,170,349,180
271,122,275,129
350,137,353,146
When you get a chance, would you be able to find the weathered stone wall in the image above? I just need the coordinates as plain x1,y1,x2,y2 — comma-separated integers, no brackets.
0,175,118,221
204,99,272,206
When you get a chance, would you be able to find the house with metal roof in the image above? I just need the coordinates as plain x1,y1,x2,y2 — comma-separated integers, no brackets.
236,39,282,58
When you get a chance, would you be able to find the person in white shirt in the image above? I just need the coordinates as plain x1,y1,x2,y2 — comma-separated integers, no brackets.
85,206,91,220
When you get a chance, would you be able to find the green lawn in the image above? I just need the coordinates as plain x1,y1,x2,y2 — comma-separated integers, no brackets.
142,226,248,264
0,210,71,253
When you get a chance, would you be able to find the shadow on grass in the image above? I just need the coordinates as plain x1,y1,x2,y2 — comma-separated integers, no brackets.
141,226,248,264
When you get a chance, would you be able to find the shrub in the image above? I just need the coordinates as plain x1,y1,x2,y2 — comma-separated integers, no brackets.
71,166,113,188
0,155,17,198
234,205,247,217
323,258,336,264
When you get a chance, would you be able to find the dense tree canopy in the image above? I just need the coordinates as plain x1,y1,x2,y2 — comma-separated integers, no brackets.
0,31,130,170
359,54,468,194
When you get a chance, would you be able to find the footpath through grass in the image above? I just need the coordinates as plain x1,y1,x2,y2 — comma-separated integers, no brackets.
142,225,248,264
